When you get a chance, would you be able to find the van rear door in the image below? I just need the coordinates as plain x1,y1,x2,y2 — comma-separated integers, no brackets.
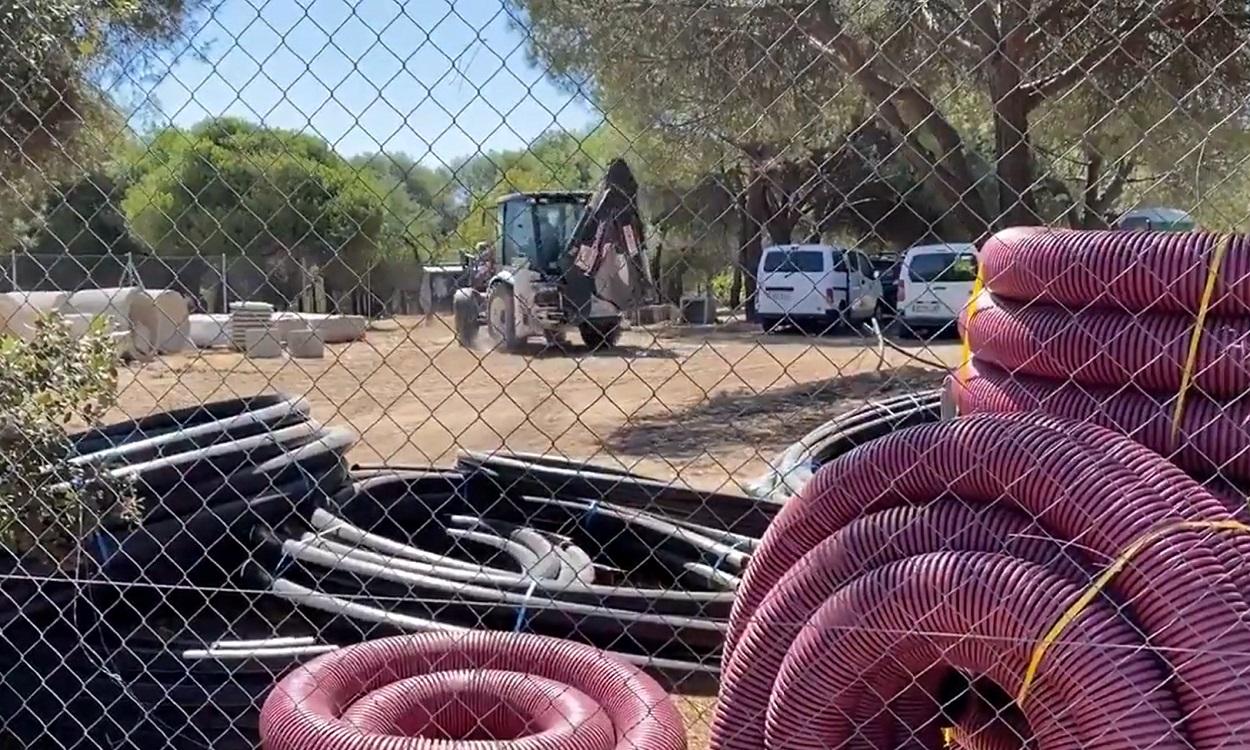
759,247,831,318
902,246,979,321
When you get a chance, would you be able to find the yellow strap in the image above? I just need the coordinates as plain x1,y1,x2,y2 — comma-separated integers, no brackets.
1170,234,1231,448
956,266,987,385
1017,518,1250,704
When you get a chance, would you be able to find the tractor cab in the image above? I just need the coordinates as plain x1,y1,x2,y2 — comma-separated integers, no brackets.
453,158,649,352
495,191,592,276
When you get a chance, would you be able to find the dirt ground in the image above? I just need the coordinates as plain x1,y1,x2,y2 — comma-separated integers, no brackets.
111,314,962,746
116,315,960,490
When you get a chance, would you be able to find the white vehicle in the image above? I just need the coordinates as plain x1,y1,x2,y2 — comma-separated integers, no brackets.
897,242,979,336
756,244,882,332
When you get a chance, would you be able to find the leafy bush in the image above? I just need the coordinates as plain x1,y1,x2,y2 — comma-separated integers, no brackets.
0,315,135,567
709,270,735,305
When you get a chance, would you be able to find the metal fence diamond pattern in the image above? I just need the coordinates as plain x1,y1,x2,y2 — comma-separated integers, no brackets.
0,0,1248,749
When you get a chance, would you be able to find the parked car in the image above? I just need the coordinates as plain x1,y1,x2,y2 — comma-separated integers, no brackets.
1114,206,1197,232
756,244,882,332
896,243,979,337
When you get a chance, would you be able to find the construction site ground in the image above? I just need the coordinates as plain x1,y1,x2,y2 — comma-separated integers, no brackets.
111,313,963,746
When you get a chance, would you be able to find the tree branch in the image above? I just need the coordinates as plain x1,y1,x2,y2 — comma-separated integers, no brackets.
962,0,1000,57
914,0,986,58
1018,0,1070,49
1098,158,1133,213
1023,1,1189,103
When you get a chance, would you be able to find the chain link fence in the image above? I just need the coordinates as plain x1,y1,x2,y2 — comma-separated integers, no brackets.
1,0,1249,748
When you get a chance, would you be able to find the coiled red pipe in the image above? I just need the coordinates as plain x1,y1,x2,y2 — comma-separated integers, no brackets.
955,359,1250,481
711,413,1250,750
979,227,1250,315
957,228,1250,486
962,292,1250,398
259,631,687,750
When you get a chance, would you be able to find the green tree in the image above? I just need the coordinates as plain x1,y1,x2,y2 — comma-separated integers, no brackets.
0,0,204,167
0,314,134,565
511,1,1250,238
123,118,392,268
0,101,138,251
448,124,707,248
25,170,146,255
448,129,609,249
350,152,464,262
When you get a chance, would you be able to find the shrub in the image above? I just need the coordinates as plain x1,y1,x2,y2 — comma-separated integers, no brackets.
0,315,135,567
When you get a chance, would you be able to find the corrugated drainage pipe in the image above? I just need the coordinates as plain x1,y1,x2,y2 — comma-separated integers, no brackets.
711,413,1250,750
957,227,1250,486
259,631,687,750
953,359,1250,481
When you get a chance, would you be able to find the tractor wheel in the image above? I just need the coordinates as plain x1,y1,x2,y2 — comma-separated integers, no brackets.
486,285,520,351
453,290,480,347
579,319,622,351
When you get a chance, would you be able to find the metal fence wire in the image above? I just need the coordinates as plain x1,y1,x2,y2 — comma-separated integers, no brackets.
2,0,1250,748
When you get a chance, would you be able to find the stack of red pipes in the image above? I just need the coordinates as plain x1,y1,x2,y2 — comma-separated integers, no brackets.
954,227,1250,492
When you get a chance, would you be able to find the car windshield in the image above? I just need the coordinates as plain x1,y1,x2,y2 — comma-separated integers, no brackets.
502,199,583,271
908,252,978,282
763,250,827,273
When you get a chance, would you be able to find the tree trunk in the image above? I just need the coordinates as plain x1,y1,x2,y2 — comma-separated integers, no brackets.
650,239,665,302
992,69,1038,229
765,196,794,245
738,171,768,321
802,13,992,240
1075,151,1130,228
764,161,801,245
730,265,742,310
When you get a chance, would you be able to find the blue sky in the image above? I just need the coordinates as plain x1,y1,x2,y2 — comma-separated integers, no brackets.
121,0,599,167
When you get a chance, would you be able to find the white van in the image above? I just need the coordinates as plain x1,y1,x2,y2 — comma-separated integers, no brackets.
897,243,979,335
756,244,882,332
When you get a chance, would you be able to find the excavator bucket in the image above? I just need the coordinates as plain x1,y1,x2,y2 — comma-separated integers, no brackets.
561,158,652,320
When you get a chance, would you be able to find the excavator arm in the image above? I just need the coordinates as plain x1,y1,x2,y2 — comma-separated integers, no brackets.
560,158,653,320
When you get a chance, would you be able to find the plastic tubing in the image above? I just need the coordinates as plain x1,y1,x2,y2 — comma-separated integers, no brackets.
958,227,1250,486
961,292,1250,399
978,227,1250,315
261,576,718,677
309,509,516,575
257,631,688,750
288,516,734,609
711,413,1250,750
954,359,1250,481
277,538,726,633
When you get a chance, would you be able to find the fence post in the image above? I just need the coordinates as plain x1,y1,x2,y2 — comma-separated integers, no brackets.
220,254,229,314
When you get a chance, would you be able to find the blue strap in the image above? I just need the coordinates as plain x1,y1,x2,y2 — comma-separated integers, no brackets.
513,580,538,632
581,499,600,528
90,529,118,564
709,538,748,574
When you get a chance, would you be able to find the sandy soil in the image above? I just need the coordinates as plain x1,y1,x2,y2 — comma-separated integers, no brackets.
116,315,959,489
110,314,962,746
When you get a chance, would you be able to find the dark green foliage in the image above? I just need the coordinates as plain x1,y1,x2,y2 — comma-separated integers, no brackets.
0,314,134,565
25,171,146,256
124,118,389,267
0,0,204,165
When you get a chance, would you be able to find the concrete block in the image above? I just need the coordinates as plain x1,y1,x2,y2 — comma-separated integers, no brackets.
286,327,325,359
244,328,283,359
